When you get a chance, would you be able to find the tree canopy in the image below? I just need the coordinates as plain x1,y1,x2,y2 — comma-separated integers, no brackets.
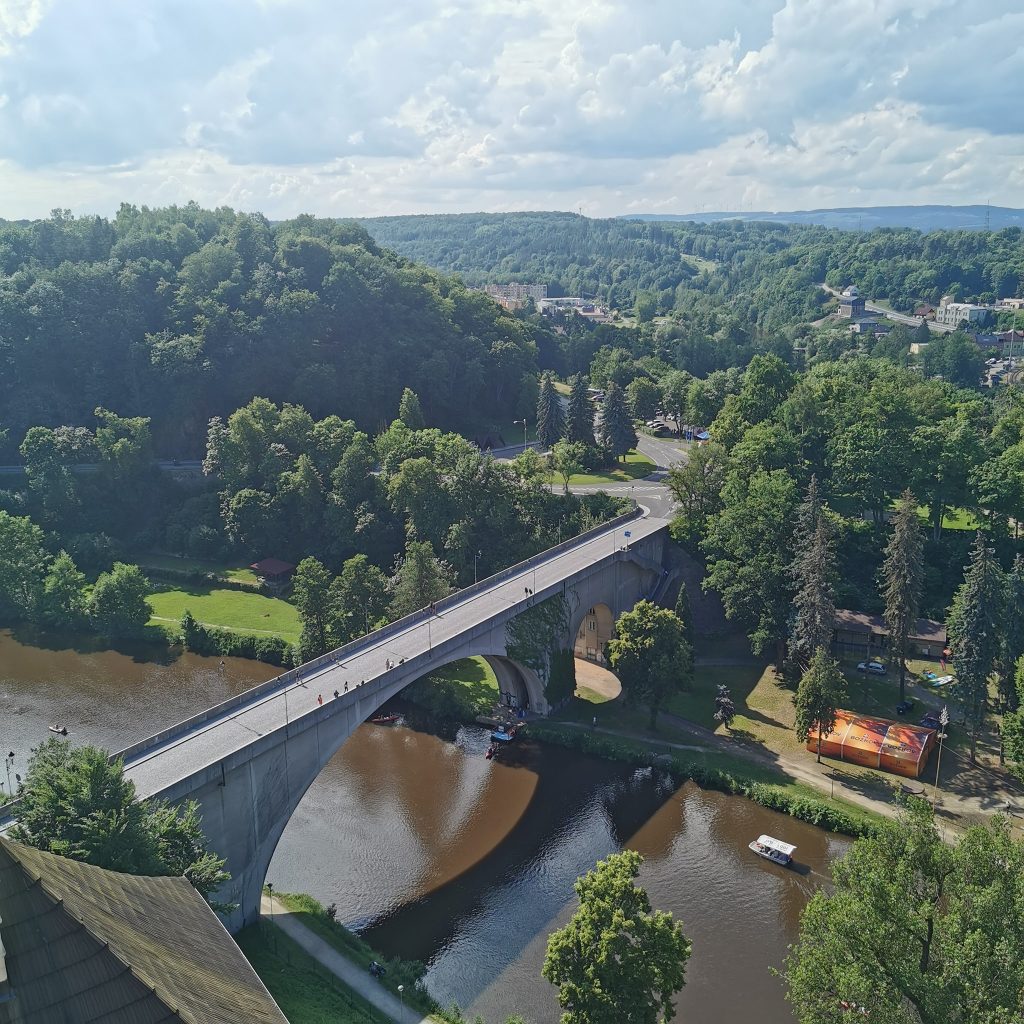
543,849,691,1024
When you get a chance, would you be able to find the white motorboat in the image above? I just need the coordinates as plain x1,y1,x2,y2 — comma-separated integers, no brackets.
749,834,796,867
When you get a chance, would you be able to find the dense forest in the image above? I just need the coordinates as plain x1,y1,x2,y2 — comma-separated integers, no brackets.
0,205,542,457
360,212,1024,332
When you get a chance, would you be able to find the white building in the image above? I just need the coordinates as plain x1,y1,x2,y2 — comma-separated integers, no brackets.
935,301,988,329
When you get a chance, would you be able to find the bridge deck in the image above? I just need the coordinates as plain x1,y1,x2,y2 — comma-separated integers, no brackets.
122,514,669,800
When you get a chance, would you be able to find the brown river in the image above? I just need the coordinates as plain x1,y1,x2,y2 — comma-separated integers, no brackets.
0,629,849,1023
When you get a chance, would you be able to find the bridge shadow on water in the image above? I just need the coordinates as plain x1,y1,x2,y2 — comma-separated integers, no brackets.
354,712,684,1003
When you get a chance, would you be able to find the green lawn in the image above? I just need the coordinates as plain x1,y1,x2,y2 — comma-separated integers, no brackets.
545,449,656,486
915,504,980,531
680,252,717,272
406,655,501,719
237,923,391,1024
147,583,301,642
138,553,261,585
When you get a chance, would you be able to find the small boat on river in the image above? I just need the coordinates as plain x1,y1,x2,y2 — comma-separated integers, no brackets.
48,725,69,736
749,834,795,867
491,725,519,743
370,714,400,726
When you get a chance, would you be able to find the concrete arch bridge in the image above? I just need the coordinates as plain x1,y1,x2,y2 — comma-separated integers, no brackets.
105,511,670,929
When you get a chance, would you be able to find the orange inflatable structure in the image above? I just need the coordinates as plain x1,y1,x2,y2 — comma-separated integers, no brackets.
806,709,937,778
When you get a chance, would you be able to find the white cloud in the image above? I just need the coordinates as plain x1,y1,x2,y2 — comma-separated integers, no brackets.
0,0,1021,217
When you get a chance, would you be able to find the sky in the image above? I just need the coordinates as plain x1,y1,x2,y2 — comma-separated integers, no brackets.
1,0,1023,220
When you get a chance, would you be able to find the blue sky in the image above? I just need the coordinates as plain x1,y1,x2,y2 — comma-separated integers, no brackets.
1,0,1022,218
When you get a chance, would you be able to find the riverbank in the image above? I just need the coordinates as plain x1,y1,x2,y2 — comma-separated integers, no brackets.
237,921,393,1024
260,891,482,1023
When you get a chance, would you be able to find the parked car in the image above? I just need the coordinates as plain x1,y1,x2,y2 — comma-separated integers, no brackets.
896,699,915,715
857,661,887,676
920,713,947,731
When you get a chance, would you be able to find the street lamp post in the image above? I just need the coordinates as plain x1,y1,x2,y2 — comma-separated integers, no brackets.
514,418,528,449
4,751,13,796
397,984,405,1020
474,550,482,584
932,705,950,805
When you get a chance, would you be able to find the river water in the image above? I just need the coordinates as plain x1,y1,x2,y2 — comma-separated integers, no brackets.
0,630,849,1022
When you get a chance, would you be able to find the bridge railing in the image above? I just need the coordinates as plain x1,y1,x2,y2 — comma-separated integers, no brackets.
111,504,644,767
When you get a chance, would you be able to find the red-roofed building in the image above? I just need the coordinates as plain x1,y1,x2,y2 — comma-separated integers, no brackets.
250,558,296,592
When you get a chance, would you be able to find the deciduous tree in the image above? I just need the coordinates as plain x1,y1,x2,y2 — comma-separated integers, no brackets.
293,555,334,660
543,849,691,1024
329,554,390,642
666,440,727,546
11,739,229,904
626,376,661,422
398,387,425,430
607,600,692,729
390,539,454,618
88,562,150,638
702,469,799,663
550,439,586,494
785,803,1024,1024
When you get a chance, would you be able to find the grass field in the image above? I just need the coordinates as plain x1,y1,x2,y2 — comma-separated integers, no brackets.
545,449,656,486
237,923,391,1024
147,583,301,642
138,553,261,585
406,655,501,719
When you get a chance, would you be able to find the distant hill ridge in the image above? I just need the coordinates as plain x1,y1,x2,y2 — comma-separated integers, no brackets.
620,205,1024,232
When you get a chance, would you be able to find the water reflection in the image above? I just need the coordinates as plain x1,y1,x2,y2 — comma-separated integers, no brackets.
272,714,849,1024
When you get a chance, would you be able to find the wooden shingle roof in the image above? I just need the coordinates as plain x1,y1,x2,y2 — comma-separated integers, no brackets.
0,837,286,1024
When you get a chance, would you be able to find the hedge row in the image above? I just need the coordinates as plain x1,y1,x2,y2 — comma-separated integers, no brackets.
530,723,877,839
179,612,293,666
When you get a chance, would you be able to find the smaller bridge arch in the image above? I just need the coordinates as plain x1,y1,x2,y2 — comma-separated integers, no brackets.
572,603,615,664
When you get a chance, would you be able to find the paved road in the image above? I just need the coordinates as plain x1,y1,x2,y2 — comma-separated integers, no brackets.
569,433,684,519
119,513,670,801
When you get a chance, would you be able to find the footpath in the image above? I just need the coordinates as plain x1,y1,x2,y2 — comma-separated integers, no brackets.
260,893,435,1024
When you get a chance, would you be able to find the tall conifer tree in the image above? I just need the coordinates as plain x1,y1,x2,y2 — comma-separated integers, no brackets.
599,381,637,461
536,373,564,449
789,476,835,673
882,490,924,702
948,533,1005,762
565,373,596,446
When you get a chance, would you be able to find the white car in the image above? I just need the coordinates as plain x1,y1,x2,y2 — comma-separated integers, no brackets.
857,661,887,676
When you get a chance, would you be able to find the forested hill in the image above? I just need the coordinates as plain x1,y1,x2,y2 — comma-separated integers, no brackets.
359,212,1024,328
0,206,538,456
624,205,1024,232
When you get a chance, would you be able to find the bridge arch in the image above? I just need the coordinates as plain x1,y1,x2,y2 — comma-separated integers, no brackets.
104,513,671,932
572,603,614,664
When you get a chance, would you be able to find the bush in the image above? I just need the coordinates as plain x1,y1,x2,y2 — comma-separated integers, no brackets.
179,612,293,666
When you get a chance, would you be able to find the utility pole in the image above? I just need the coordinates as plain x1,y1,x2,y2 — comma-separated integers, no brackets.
932,706,950,805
